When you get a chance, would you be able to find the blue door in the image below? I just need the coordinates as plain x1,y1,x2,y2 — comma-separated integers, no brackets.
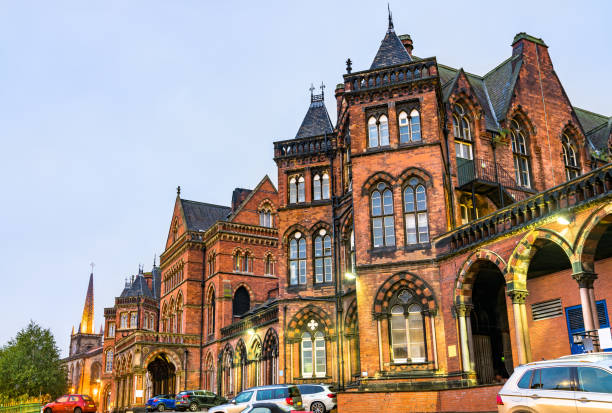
565,300,610,354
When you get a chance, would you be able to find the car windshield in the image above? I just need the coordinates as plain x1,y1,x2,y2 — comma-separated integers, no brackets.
234,391,254,403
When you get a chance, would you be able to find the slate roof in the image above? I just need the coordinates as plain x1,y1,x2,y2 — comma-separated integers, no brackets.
295,99,334,139
120,272,154,298
573,107,612,152
180,199,231,232
151,266,161,299
370,18,411,70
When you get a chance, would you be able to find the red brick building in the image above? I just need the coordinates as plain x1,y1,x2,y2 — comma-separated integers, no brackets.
96,11,612,413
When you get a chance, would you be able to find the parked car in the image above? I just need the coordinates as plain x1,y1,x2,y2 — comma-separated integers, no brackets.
209,385,304,413
42,395,97,413
297,385,336,413
175,390,226,411
146,394,176,412
238,403,294,413
497,352,612,412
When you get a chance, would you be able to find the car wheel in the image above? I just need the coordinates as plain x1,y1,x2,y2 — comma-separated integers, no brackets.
310,402,326,413
45,409,52,413
188,402,198,412
157,404,166,412
74,408,82,413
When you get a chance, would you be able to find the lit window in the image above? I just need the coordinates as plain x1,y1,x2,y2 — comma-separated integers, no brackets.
105,350,113,372
120,313,128,329
404,181,429,245
130,313,137,329
371,183,395,248
368,114,390,148
390,290,426,363
301,330,326,378
511,119,531,188
314,234,332,283
289,234,306,286
234,251,243,272
107,322,115,338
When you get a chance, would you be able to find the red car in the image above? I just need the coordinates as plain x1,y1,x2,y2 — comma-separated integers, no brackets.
42,394,97,413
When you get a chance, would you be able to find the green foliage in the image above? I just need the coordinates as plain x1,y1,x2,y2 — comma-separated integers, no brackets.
0,321,67,402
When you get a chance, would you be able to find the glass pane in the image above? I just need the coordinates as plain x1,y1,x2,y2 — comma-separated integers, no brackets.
290,239,297,259
372,218,383,247
313,178,321,201
391,312,408,361
416,185,426,210
383,189,393,215
404,187,414,212
408,312,425,361
540,367,572,390
577,367,612,393
314,236,322,257
299,260,306,284
322,174,330,199
517,371,533,389
298,181,305,202
418,212,429,243
371,191,382,216
379,118,389,146
384,216,395,246
368,123,378,147
289,183,297,204
299,238,306,258
411,111,421,141
405,214,416,244
315,258,323,283
324,257,332,282
400,125,410,143
323,235,331,255
288,261,296,283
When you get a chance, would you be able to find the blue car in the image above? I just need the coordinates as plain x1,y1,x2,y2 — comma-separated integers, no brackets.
146,394,176,412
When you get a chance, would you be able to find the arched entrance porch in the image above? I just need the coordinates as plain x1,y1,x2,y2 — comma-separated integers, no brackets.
147,353,177,396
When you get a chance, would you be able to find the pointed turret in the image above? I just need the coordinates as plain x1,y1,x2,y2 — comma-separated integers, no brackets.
294,83,334,139
80,272,95,334
370,7,411,70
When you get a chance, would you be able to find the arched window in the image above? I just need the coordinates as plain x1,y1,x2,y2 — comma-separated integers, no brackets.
313,174,321,201
259,210,272,227
289,234,307,285
389,290,426,363
510,119,531,188
453,104,473,162
399,110,422,143
243,252,252,273
233,251,243,272
562,133,580,180
105,350,113,373
368,115,390,148
404,180,429,245
301,329,326,378
346,229,356,275
265,255,275,276
233,286,250,316
322,173,330,199
289,177,297,204
371,183,395,248
130,312,137,329
207,290,215,335
298,176,306,203
314,232,332,283
208,252,216,276
150,315,155,331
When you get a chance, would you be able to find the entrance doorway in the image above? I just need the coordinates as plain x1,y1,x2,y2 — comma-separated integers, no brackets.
147,354,176,396
470,260,513,384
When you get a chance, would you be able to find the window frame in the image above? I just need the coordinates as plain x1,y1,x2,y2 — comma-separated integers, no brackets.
403,180,430,246
510,119,532,188
313,232,333,284
289,234,307,286
387,289,427,364
367,113,390,148
370,182,396,249
300,330,327,378
398,109,422,144
452,104,474,161
562,134,580,181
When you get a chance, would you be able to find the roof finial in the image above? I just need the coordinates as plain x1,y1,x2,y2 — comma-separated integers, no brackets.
153,254,157,268
320,82,325,99
346,58,352,74
388,3,394,31
309,83,315,100
90,261,95,275
176,185,181,196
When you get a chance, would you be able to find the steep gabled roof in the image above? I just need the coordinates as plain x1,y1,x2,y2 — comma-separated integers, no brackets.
228,175,277,222
179,199,231,232
573,107,612,152
120,271,154,298
370,27,412,70
574,107,610,133
295,97,334,139
483,56,522,122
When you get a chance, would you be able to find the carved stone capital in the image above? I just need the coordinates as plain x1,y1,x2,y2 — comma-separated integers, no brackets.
454,303,473,317
572,271,598,289
508,289,529,305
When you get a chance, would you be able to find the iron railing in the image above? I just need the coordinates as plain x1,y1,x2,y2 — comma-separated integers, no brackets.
457,157,518,189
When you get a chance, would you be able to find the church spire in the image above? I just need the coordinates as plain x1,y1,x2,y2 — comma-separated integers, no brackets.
80,268,95,334
388,3,394,31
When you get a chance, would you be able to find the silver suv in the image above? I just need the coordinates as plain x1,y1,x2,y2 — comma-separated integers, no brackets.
497,353,612,412
296,385,336,413
209,385,303,413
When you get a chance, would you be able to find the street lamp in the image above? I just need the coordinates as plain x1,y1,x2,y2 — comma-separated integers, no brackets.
344,271,356,280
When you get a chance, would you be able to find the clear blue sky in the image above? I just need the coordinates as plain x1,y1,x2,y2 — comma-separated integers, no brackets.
0,0,610,356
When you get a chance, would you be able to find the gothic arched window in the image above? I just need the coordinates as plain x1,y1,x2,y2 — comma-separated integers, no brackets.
233,286,250,317
314,232,332,283
453,103,473,161
368,114,390,148
289,233,307,286
264,254,275,276
233,251,243,272
389,290,426,363
105,350,113,373
289,177,297,204
399,109,422,143
313,173,330,201
371,182,395,248
301,330,326,378
297,176,306,203
562,133,580,180
207,290,215,335
511,119,531,188
404,179,429,245
259,209,272,227
322,173,330,199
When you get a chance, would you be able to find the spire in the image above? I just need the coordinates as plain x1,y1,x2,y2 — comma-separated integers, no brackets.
369,8,411,70
388,3,393,31
294,84,334,139
71,325,75,335
80,270,95,334
176,185,181,197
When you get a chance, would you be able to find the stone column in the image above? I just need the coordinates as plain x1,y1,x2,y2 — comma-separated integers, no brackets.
573,272,598,333
456,304,471,373
588,287,600,330
508,290,529,364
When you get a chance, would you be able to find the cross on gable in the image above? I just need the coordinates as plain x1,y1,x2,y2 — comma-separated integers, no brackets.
307,320,318,331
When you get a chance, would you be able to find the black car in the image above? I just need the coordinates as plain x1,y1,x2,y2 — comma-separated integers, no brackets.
175,390,226,412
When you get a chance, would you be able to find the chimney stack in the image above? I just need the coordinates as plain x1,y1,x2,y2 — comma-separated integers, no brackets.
399,34,413,56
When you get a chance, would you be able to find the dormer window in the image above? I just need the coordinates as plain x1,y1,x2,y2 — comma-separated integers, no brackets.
313,173,330,201
399,109,421,143
259,210,273,227
453,104,473,161
368,114,390,148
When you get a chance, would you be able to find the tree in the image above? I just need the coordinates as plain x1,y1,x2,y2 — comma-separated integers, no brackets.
0,321,67,400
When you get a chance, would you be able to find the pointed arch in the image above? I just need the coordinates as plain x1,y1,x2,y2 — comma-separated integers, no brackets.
361,171,396,195
576,203,612,273
310,220,332,234
454,249,508,305
287,305,333,340
397,167,434,188
344,298,358,334
506,228,576,291
372,271,437,317
263,328,279,359
506,105,537,136
282,223,309,246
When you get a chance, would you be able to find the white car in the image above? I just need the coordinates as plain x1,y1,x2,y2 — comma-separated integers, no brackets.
209,385,303,413
497,352,612,412
297,385,336,413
